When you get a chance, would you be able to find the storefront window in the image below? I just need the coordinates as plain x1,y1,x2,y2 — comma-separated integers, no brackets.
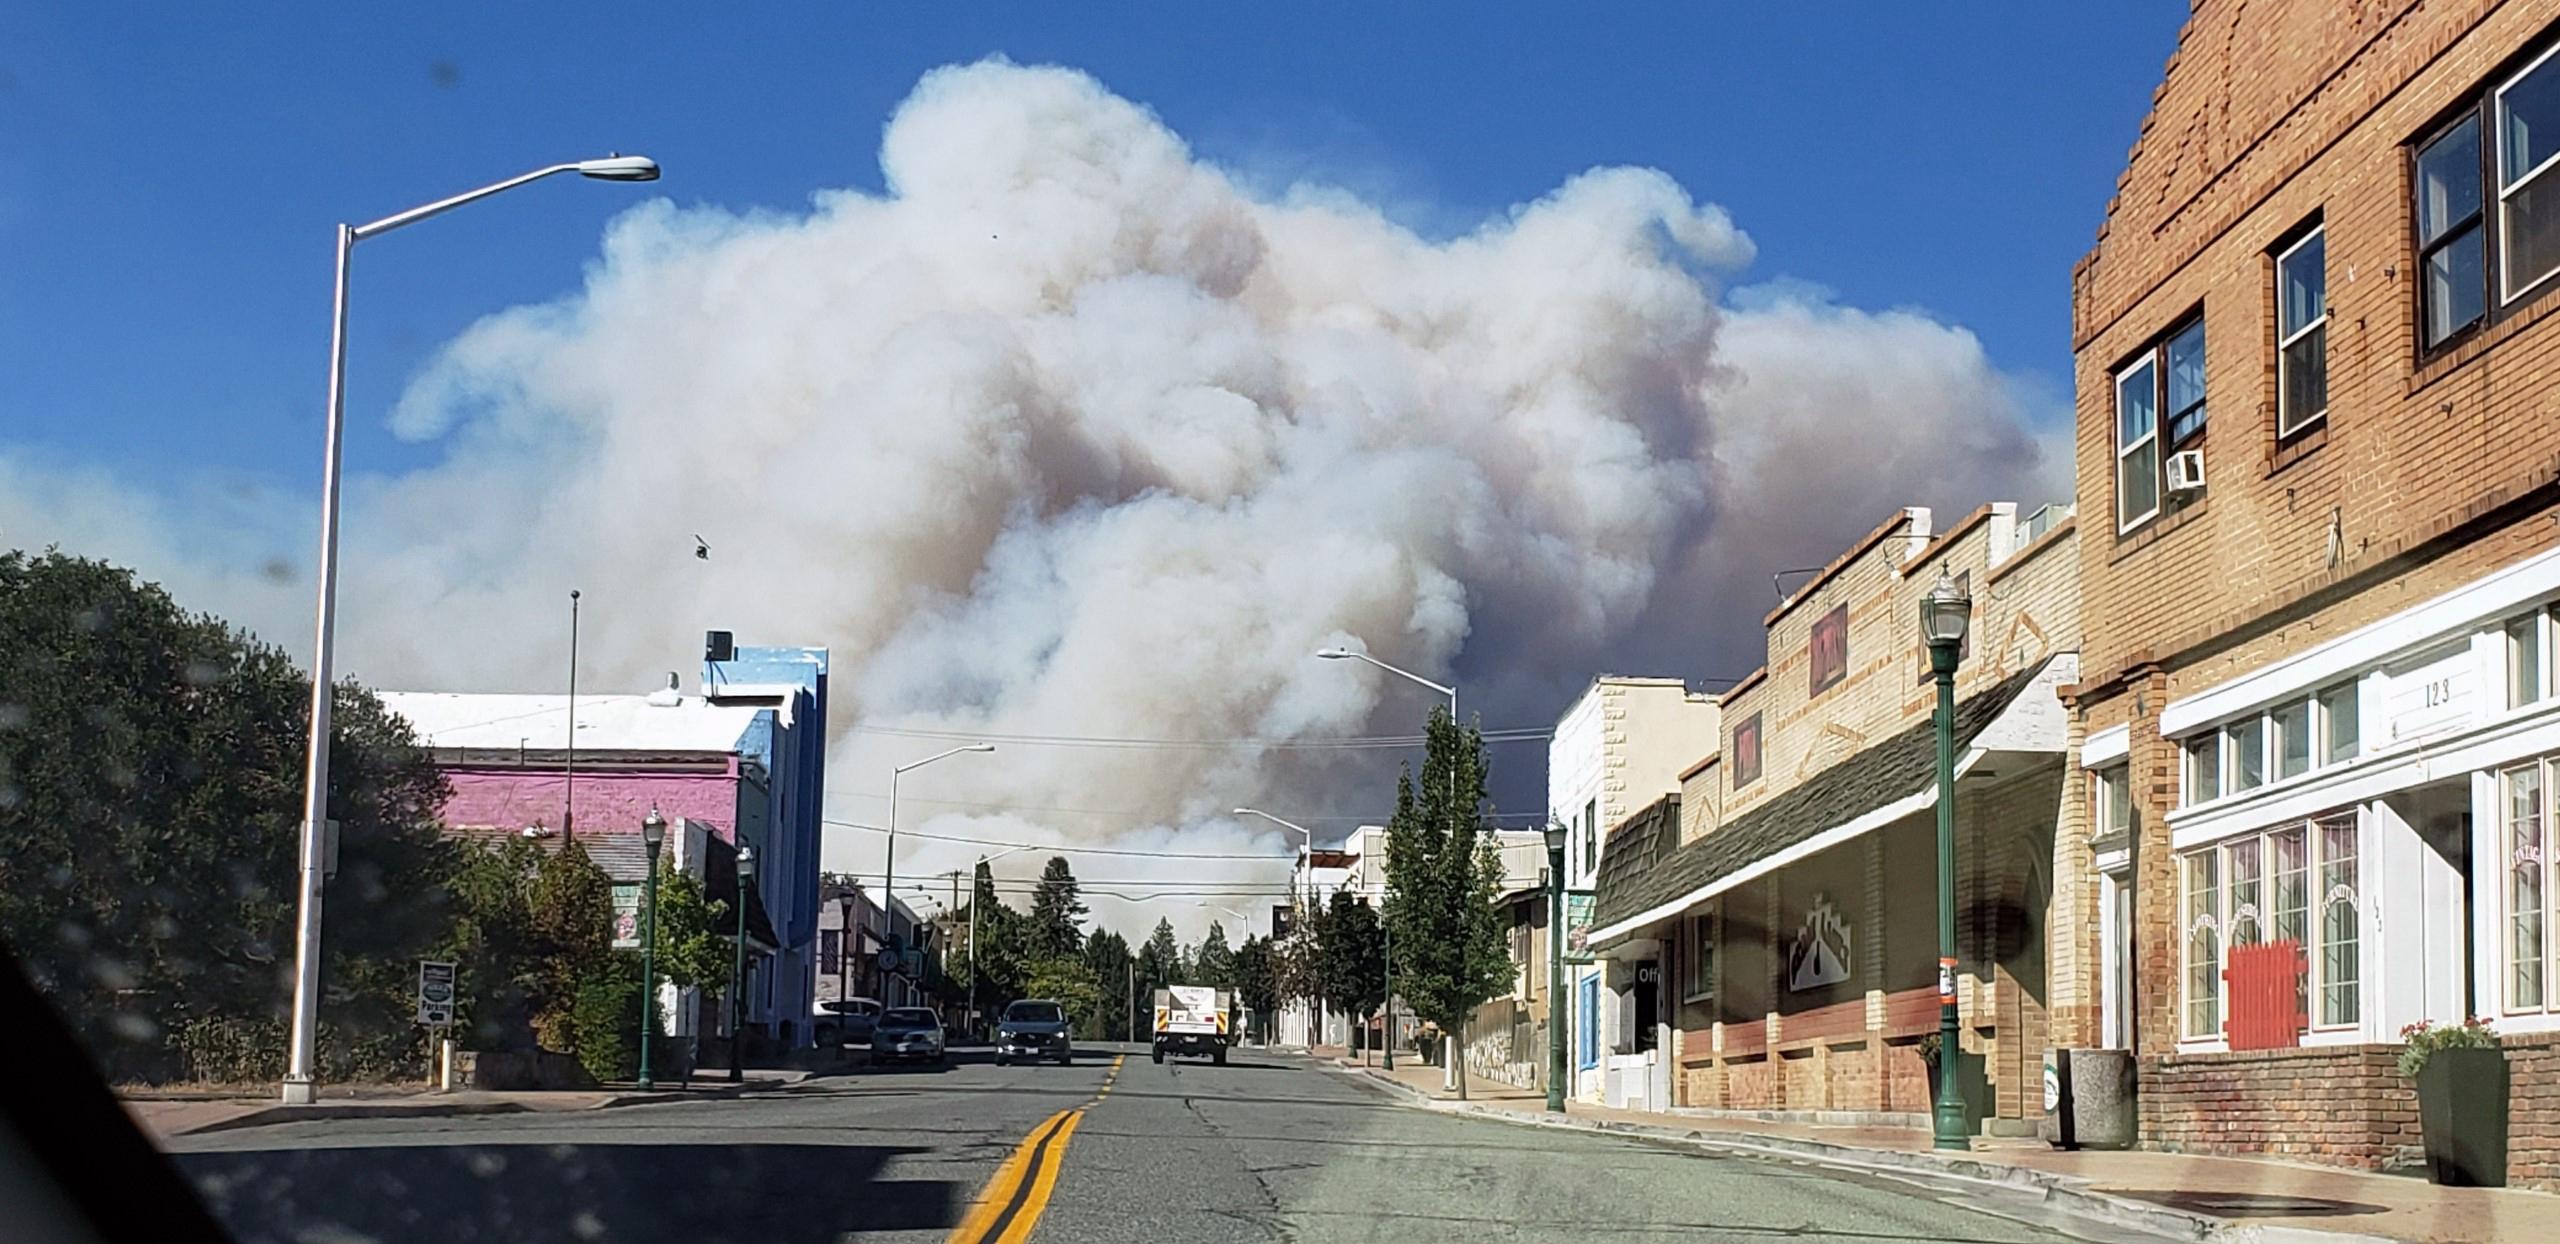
2513,609,2553,709
1682,905,1717,1002
2228,838,2263,946
2184,851,2222,1038
2510,761,2550,1012
2319,816,2361,1027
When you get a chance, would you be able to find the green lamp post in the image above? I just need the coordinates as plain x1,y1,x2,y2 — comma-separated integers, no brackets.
1920,569,1973,1151
637,806,666,1091
727,843,754,1084
1545,819,1569,1114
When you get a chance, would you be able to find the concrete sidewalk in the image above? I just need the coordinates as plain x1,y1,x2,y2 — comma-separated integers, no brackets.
1322,1051,2557,1244
125,1069,808,1141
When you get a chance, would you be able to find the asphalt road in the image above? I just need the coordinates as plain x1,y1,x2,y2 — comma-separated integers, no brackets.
165,1045,2165,1243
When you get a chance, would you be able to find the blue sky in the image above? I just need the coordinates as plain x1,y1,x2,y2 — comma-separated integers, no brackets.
0,2,2185,504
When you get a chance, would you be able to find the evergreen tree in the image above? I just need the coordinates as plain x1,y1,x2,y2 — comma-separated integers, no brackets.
1233,934,1278,1044
1191,921,1237,987
1320,891,1386,1051
1080,929,1134,1040
1028,855,1088,959
1381,704,1508,1099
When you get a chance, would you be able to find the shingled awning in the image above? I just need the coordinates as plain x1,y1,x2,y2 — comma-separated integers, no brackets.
1588,654,2071,947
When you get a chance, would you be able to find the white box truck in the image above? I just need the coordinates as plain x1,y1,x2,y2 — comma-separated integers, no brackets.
1152,984,1232,1065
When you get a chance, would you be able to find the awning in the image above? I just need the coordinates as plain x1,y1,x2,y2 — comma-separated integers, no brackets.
1585,654,2073,948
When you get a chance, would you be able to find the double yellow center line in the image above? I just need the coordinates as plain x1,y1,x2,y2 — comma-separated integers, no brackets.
947,1055,1124,1244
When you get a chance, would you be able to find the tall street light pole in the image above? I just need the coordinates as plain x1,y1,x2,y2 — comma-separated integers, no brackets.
1315,646,1467,1094
967,844,1032,1038
280,154,661,1106
727,844,755,1084
1544,821,1570,1112
1234,808,1316,1048
885,744,994,1006
638,807,668,1092
1920,569,1974,1151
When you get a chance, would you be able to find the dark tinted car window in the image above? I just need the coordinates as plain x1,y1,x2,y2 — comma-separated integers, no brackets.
1005,1002,1064,1024
881,1008,938,1027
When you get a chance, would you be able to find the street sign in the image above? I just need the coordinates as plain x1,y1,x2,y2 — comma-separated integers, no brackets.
416,960,456,1027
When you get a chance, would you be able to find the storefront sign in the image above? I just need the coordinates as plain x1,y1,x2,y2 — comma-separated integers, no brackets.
1786,894,1854,991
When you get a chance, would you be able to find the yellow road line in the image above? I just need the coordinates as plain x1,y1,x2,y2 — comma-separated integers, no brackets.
946,1109,1072,1244
991,1108,1086,1244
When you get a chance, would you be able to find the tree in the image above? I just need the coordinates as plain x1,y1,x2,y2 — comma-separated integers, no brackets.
1191,921,1236,988
1024,955,1102,1021
1080,929,1133,1040
1233,934,1278,1044
1029,856,1087,960
1320,892,1386,1054
1382,704,1508,1099
445,836,614,1055
962,860,1034,1018
645,859,730,993
0,550,457,1082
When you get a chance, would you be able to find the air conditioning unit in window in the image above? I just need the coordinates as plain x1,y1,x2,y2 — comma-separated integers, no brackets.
2165,448,2206,494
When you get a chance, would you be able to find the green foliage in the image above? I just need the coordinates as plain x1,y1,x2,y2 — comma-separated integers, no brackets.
2398,1016,2500,1078
1233,934,1278,1042
1191,921,1237,988
1381,706,1509,1040
1138,918,1183,990
1319,891,1386,1026
0,550,454,1083
442,837,617,1054
1029,856,1087,960
964,861,1033,1011
1080,929,1134,1040
570,954,652,1083
1024,955,1103,1020
644,859,730,993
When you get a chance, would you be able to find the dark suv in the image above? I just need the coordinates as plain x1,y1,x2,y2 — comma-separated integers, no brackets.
994,999,1072,1065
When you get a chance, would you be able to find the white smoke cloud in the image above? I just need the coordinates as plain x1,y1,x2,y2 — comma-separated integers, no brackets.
1,59,2066,943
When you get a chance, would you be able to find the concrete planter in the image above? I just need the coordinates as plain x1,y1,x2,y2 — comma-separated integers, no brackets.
2415,1046,2508,1187
2038,1048,2135,1150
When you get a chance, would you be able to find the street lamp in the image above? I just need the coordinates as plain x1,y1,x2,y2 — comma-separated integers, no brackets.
728,843,756,1084
638,807,668,1091
1920,567,1973,1151
1544,820,1569,1113
885,744,994,1005
967,844,1032,1037
1236,808,1320,1051
279,153,663,1105
1315,644,1467,1093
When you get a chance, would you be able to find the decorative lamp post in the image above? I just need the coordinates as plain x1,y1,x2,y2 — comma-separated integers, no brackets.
727,843,755,1084
1919,568,1973,1150
638,807,667,1091
1544,820,1569,1114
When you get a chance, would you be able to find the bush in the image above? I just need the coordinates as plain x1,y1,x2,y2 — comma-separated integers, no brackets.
2398,1016,2500,1077
568,954,680,1082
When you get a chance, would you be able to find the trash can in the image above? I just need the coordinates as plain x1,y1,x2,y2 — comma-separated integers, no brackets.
2040,1048,2136,1150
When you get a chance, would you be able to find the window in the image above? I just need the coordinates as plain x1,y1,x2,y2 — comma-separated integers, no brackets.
2320,680,2360,764
2093,764,2131,841
1682,904,1717,1002
1581,798,1597,876
2417,113,2487,347
2163,320,2208,444
2230,715,2267,793
2507,761,2550,1012
2183,851,2222,1038
2511,608,2553,709
1578,975,1600,1070
2276,226,2328,435
1809,604,1849,696
1731,714,1763,787
2115,354,2160,529
2501,45,2560,301
820,928,841,976
2187,734,2223,803
2180,813,2361,1041
2273,698,2314,779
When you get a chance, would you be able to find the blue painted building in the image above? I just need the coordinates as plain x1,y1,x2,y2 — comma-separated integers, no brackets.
704,639,830,1048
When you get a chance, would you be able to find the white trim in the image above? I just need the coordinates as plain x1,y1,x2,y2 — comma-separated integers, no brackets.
2498,40,2560,304
2114,354,2161,532
2161,543,2560,736
2275,226,2329,437
2171,698,2560,851
2095,846,2133,873
2082,724,2130,768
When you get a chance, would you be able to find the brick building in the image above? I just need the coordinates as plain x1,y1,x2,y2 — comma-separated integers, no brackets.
1587,501,2079,1129
2068,0,2560,1182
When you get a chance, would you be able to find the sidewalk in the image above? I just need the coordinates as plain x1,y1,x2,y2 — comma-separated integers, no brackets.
1327,1053,2558,1244
125,1069,807,1141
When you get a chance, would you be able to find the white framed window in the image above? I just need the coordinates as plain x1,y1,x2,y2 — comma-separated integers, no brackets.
2507,759,2552,1014
2093,764,2131,841
2509,606,2556,710
2319,680,2361,765
2276,225,2329,435
2180,812,2361,1040
2115,354,2160,530
1682,902,1718,1003
2273,698,2314,780
2499,41,2560,303
2230,715,2268,794
2187,733,2223,804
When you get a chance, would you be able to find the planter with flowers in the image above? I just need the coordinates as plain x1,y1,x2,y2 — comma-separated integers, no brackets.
2399,1017,2507,1187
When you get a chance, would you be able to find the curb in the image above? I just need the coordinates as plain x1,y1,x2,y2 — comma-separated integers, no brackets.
1327,1063,2406,1244
172,1078,780,1137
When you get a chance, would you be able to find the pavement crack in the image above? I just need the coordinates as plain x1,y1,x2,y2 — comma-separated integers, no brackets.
1180,1089,1294,1244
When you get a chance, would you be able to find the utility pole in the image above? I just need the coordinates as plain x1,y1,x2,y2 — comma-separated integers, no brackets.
564,590,579,845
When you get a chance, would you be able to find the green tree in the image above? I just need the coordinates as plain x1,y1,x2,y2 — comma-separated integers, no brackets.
1191,921,1237,988
1138,918,1182,990
644,859,730,992
1028,855,1087,959
1382,704,1507,1099
1024,955,1102,1022
963,861,1032,1014
443,836,615,1055
1080,929,1133,1040
1320,892,1386,1053
1233,934,1278,1044
0,550,456,1082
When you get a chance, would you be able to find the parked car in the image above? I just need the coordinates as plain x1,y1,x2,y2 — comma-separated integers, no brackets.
815,997,883,1047
994,999,1073,1066
869,1006,945,1066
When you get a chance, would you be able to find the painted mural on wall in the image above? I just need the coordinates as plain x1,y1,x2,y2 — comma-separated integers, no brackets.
1787,894,1855,992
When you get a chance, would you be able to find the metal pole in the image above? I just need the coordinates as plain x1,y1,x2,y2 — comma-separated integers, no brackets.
728,856,749,1083
968,873,979,1037
1930,638,1967,1150
280,222,354,1108
1548,843,1567,1113
885,765,900,951
565,590,579,844
639,838,663,1091
1382,915,1394,1070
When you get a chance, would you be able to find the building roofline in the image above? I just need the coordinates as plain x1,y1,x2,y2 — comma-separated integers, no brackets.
1764,508,1929,627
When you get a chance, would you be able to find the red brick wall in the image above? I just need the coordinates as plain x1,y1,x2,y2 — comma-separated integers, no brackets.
2143,1036,2560,1188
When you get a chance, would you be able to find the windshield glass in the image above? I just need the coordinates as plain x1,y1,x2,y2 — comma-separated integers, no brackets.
880,1008,938,1028
1004,1002,1065,1025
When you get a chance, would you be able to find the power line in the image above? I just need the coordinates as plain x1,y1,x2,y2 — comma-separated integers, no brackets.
822,819,1293,861
854,723,1552,750
834,791,1544,824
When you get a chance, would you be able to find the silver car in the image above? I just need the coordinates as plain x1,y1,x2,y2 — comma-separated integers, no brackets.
868,1006,945,1066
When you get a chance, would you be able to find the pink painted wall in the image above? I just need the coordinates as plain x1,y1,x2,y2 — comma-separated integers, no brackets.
442,767,739,843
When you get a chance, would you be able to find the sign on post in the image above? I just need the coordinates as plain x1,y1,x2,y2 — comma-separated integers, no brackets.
1562,891,1598,965
417,960,457,1027
612,883,641,949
